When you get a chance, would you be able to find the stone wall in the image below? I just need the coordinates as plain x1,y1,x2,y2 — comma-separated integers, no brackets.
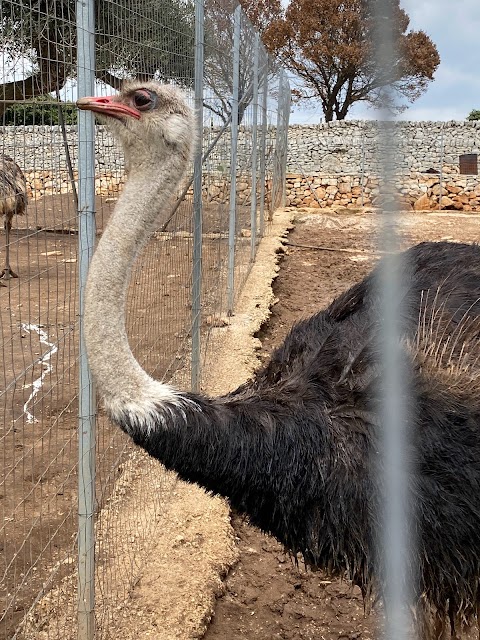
2,120,480,210
285,173,480,211
285,120,480,211
1,125,116,173
4,119,480,175
286,120,480,175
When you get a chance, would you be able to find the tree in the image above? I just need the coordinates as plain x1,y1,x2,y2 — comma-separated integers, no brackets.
264,0,440,121
3,97,77,126
0,0,195,117
202,0,290,125
202,0,282,125
467,110,480,121
240,0,282,34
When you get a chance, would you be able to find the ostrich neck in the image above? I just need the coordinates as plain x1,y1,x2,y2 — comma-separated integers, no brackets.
83,156,302,544
84,158,183,409
83,152,331,559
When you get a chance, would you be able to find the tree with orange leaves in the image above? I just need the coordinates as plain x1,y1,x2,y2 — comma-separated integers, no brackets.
262,0,440,121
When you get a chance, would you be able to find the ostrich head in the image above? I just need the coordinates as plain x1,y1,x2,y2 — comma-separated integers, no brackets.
77,81,194,171
77,81,194,413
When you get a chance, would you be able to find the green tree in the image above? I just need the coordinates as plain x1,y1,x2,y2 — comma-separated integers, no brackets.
3,97,77,126
0,0,195,117
264,0,440,121
467,110,480,121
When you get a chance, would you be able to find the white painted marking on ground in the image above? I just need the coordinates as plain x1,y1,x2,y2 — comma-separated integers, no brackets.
21,324,58,424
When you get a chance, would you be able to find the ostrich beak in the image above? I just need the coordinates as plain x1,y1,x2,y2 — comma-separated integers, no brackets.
76,95,141,120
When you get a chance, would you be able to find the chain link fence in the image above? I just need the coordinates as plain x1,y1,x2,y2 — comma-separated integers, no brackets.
0,0,290,636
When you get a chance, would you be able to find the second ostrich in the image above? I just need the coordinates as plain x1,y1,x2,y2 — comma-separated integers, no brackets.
78,83,480,637
0,154,27,284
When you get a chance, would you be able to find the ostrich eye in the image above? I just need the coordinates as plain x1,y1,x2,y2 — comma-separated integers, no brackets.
132,90,156,111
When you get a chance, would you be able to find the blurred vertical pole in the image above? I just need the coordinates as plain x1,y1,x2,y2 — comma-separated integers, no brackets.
282,75,291,208
258,56,268,237
76,0,96,637
227,4,241,315
191,0,205,392
250,33,260,261
373,1,415,639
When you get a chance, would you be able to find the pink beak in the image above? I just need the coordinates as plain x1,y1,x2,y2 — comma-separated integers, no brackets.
76,95,141,120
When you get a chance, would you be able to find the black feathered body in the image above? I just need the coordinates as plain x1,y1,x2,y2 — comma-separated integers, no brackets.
115,241,480,633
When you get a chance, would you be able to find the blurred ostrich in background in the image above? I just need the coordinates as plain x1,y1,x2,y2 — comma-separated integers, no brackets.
0,154,27,284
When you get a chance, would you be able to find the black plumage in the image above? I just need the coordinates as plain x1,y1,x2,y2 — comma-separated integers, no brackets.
117,241,480,637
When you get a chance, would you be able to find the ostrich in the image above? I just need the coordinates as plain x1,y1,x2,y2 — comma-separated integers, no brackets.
0,154,27,284
78,82,480,638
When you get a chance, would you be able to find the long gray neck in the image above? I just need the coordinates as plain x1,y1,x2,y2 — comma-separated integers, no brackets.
84,156,186,419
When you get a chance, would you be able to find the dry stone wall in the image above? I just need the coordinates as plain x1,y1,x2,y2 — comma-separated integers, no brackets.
285,120,480,211
285,173,480,211
286,120,480,175
2,120,480,210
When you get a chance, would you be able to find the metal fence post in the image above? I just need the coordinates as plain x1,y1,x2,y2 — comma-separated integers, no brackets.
274,69,290,209
258,56,268,237
250,33,260,261
438,123,444,211
227,4,241,315
281,74,291,208
191,0,205,392
361,131,365,208
76,0,97,637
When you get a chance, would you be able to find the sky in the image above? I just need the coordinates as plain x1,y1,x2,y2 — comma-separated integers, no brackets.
289,0,480,124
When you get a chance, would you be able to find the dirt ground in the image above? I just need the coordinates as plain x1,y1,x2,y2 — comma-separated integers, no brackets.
0,190,254,639
3,201,480,639
203,206,480,640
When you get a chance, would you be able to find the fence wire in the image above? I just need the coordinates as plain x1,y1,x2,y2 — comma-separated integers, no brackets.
0,0,289,637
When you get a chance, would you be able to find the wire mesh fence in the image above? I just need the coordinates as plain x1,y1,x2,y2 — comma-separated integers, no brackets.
0,0,290,637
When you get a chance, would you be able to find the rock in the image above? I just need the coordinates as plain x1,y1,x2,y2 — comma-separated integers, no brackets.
338,181,351,194
414,194,434,211
431,184,448,196
446,183,461,194
439,196,455,209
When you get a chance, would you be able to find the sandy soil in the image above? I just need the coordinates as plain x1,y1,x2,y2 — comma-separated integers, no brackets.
0,188,273,640
5,202,480,639
203,206,480,640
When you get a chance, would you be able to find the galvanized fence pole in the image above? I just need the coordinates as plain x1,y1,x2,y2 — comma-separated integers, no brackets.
438,124,444,211
274,69,290,209
191,0,205,392
226,4,241,315
76,0,97,637
258,57,268,237
250,33,260,261
361,131,366,208
282,77,291,207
